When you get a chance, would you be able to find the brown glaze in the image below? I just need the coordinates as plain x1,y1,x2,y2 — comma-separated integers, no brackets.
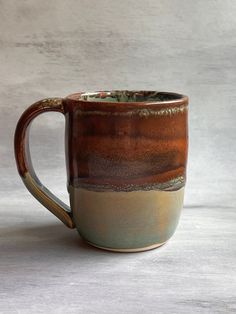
14,98,74,228
14,90,189,251
64,91,188,192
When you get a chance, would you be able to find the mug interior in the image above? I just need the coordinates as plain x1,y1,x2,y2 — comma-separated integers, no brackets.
77,90,184,103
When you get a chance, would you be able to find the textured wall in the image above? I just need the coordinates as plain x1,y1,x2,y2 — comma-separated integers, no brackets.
1,0,235,207
0,1,236,313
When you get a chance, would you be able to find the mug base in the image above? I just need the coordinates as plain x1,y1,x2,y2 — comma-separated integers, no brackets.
85,240,167,253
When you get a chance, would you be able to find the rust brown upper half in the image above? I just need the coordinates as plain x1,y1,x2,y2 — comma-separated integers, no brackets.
64,92,188,191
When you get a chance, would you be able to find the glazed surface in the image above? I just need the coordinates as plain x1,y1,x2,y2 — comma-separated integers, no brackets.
64,91,188,250
76,90,184,103
71,187,184,250
64,91,188,192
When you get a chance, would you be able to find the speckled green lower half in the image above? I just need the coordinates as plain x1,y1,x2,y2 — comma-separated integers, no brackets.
70,187,184,251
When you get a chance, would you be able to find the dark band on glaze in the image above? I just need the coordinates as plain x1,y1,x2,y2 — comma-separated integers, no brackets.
73,176,185,192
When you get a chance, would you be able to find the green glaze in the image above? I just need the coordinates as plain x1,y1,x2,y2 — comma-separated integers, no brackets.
80,90,183,103
71,187,184,251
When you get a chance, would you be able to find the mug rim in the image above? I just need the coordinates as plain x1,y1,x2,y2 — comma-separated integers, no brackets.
66,90,188,106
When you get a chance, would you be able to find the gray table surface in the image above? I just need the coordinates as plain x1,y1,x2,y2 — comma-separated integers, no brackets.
0,1,236,313
1,197,236,314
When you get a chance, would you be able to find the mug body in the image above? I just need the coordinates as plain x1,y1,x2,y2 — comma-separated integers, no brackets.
64,91,188,252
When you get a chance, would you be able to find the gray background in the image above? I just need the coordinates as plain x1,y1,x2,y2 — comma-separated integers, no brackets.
0,0,235,313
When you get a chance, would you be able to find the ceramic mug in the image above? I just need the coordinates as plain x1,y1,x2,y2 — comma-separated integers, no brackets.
15,91,188,252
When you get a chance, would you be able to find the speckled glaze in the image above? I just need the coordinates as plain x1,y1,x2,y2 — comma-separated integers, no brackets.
15,91,188,252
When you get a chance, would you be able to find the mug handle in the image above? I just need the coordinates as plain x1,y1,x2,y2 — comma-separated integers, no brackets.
14,98,74,229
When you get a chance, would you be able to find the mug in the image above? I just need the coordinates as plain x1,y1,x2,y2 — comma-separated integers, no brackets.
15,90,188,252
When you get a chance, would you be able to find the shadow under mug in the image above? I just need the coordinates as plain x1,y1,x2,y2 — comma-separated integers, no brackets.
14,90,188,252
